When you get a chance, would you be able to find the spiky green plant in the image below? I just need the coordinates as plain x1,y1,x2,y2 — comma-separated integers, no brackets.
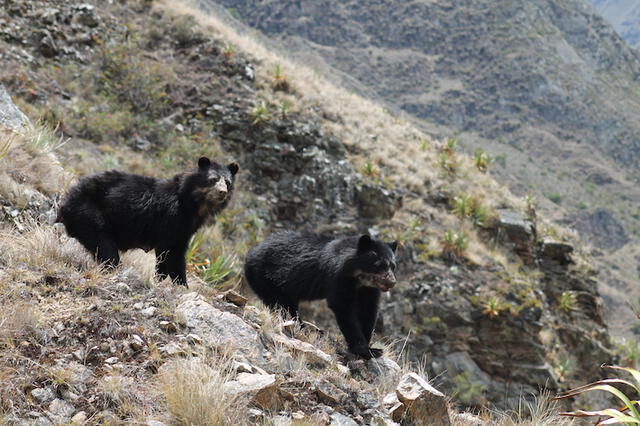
272,64,290,91
440,230,468,262
438,151,458,176
360,160,380,179
278,100,291,120
482,295,506,319
250,101,270,125
555,365,640,424
558,291,577,313
453,194,472,219
199,255,237,287
473,148,490,172
222,43,234,59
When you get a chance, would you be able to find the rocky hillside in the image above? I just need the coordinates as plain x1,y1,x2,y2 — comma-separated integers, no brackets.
0,0,621,423
591,0,640,47
203,0,640,337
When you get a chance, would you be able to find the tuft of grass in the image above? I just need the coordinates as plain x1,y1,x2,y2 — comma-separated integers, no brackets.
0,138,11,160
0,302,41,345
160,357,243,425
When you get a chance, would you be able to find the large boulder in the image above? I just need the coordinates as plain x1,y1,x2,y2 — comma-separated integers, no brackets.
176,293,265,360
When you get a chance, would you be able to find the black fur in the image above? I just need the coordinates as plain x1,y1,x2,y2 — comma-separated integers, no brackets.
245,231,398,359
57,157,239,286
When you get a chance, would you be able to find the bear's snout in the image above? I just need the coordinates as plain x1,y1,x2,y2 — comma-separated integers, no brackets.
210,178,228,202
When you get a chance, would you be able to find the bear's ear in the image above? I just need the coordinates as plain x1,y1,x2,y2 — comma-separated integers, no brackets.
227,162,239,176
198,157,211,169
357,234,373,252
388,240,398,253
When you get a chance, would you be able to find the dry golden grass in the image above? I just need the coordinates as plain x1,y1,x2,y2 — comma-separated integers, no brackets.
160,357,245,425
0,128,73,204
0,301,41,345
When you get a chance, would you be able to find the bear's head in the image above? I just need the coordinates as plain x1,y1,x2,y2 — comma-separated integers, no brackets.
183,156,239,216
352,235,398,292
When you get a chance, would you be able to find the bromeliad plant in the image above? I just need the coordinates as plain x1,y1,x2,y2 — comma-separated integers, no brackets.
554,365,640,424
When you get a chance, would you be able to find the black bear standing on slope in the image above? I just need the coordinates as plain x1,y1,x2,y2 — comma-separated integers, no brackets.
245,231,398,359
57,157,239,286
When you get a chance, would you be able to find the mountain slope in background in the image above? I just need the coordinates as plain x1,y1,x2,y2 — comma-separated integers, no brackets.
201,0,640,336
591,0,640,47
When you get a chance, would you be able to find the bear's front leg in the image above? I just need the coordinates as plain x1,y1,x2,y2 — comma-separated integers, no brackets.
357,287,383,358
156,246,188,286
329,297,374,359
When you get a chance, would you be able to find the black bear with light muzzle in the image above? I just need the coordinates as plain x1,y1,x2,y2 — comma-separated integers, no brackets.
245,231,398,359
57,157,238,286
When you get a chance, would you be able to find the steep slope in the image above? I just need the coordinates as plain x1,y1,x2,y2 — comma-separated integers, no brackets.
0,0,619,421
591,0,640,47
200,0,640,337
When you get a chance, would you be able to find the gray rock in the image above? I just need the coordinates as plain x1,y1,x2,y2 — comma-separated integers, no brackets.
395,373,451,426
0,84,31,131
177,293,264,359
30,387,55,404
70,411,87,424
355,183,401,221
47,398,75,422
367,357,401,382
223,373,281,410
330,412,359,426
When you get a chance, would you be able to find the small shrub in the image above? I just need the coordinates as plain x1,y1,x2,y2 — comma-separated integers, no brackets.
170,15,204,48
419,138,429,151
546,192,563,205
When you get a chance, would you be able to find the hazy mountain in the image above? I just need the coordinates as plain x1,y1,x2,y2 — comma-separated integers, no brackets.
591,0,640,47
203,0,640,336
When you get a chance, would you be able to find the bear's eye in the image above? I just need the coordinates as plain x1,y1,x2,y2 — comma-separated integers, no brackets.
224,178,231,187
390,262,396,271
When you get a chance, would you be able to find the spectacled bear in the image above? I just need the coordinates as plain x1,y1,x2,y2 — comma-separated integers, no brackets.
244,231,398,359
57,157,239,286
